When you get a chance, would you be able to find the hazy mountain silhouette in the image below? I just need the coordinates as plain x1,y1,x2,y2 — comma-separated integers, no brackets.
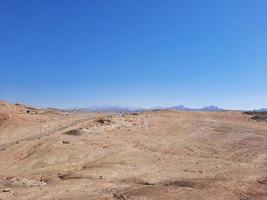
74,105,224,113
169,105,224,111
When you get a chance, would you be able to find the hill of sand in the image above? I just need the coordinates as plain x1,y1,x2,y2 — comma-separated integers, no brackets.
0,101,93,148
0,101,267,200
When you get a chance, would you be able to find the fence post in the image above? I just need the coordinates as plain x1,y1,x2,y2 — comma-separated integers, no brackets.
18,124,20,144
5,129,7,150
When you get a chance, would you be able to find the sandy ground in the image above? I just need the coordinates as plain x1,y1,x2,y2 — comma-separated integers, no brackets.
0,101,93,148
0,102,267,199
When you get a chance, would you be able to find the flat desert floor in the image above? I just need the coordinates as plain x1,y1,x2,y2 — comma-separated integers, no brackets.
0,102,267,200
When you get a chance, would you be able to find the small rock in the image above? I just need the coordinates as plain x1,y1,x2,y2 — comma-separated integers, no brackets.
2,188,11,192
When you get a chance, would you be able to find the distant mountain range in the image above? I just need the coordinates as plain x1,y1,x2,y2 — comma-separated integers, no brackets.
167,105,224,112
74,105,144,113
253,108,267,112
72,105,224,113
68,104,267,113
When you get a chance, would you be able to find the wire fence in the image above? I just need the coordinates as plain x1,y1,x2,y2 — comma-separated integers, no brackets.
0,113,95,150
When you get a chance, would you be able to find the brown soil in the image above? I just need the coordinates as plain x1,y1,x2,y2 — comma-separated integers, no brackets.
0,102,267,200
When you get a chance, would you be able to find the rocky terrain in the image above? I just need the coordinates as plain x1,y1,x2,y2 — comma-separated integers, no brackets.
244,111,267,122
0,101,267,199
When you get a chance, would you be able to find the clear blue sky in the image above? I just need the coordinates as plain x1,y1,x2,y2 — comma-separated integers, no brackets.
0,0,266,109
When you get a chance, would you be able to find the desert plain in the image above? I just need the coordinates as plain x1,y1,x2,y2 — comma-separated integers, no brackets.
0,100,267,200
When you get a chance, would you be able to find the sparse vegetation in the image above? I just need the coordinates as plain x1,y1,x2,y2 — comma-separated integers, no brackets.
244,111,267,121
94,116,113,125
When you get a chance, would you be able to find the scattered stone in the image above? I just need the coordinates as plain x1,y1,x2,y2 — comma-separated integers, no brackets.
244,111,267,122
82,114,150,135
63,129,83,136
257,177,267,185
0,113,9,124
113,192,128,200
2,188,11,192
26,110,38,114
163,180,195,188
0,177,46,187
95,116,112,125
